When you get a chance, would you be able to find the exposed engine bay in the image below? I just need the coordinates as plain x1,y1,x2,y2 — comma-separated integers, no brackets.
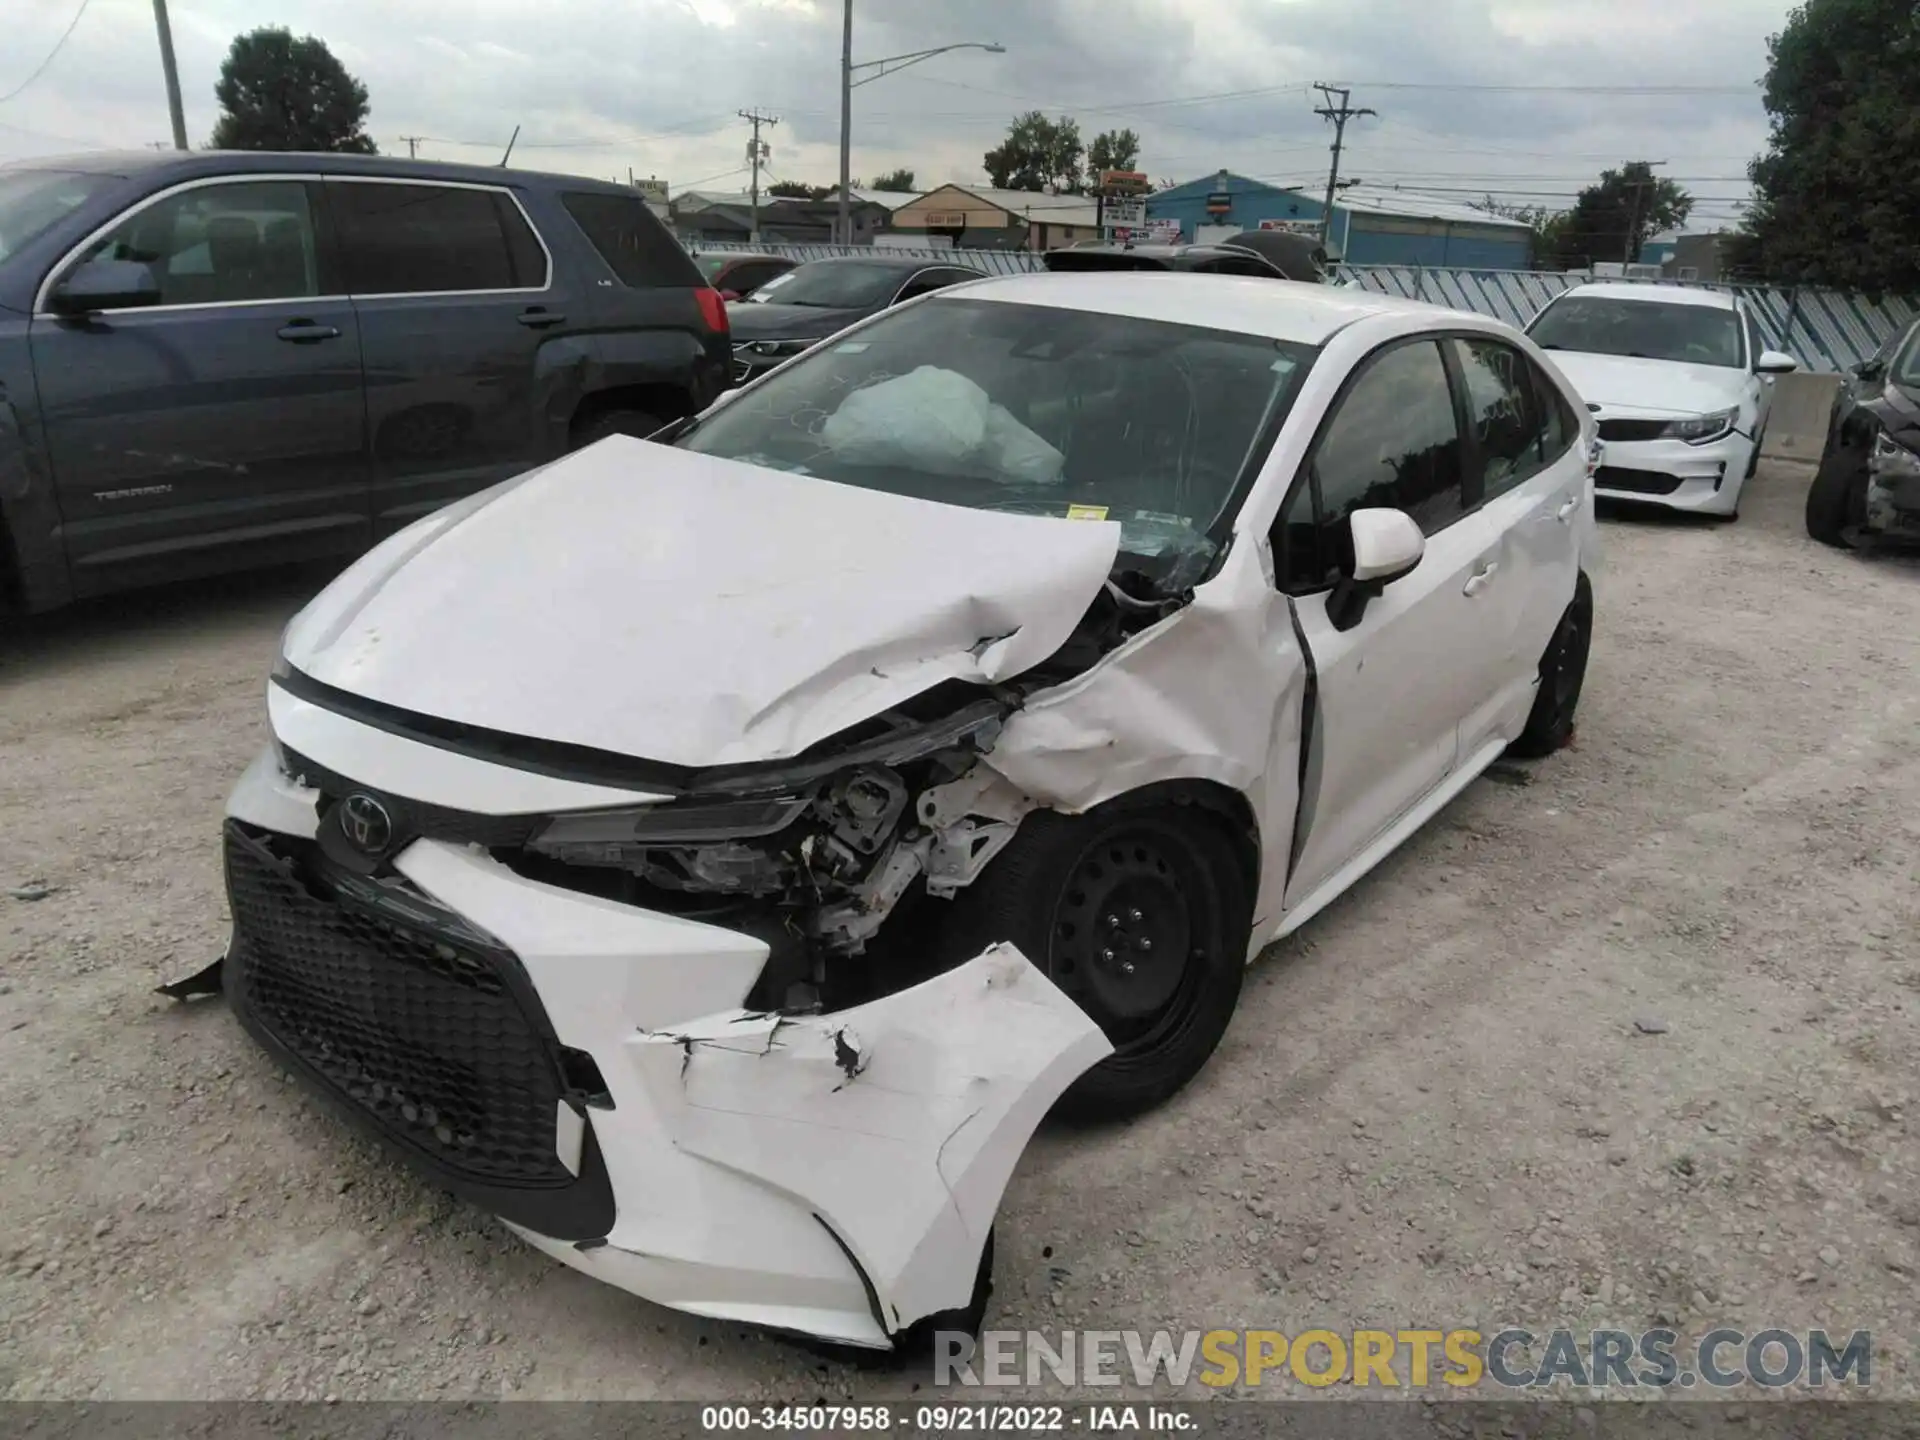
484,574,1183,1014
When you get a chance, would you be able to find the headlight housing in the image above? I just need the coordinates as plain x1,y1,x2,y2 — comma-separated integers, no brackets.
1661,407,1740,445
744,338,816,358
1870,430,1920,480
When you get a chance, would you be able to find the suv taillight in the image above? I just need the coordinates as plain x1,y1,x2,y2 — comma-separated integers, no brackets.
696,287,729,337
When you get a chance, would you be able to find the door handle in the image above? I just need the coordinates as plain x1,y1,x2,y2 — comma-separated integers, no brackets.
517,308,566,328
1556,496,1580,522
276,321,340,343
1463,561,1499,597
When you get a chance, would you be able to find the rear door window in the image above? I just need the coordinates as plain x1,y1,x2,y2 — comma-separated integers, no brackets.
331,181,545,295
561,191,703,288
1452,338,1553,502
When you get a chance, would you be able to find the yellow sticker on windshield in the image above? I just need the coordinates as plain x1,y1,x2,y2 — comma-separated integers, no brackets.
1066,504,1110,521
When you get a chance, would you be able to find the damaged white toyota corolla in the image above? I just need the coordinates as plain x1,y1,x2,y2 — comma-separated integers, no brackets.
207,272,1600,1350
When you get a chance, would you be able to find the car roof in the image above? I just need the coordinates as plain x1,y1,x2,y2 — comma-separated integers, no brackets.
0,149,638,195
1561,281,1738,310
945,270,1479,345
790,255,959,272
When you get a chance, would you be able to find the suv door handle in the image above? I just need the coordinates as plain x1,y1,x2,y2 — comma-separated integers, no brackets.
1556,496,1580,522
517,307,566,328
1463,561,1499,597
276,320,340,343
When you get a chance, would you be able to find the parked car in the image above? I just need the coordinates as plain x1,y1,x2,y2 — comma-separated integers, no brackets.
725,255,984,384
1805,316,1920,549
693,249,796,300
0,150,731,615
1043,228,1332,284
1523,282,1797,518
204,272,1598,1352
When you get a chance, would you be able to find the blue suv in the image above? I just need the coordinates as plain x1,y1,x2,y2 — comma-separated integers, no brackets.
0,150,732,614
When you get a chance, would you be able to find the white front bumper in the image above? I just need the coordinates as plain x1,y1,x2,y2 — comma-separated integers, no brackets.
1594,431,1754,515
224,747,1110,1348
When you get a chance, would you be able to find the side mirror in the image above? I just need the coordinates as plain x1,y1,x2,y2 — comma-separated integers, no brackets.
1854,358,1885,381
50,258,161,316
719,289,742,302
1329,508,1425,632
1756,349,1798,375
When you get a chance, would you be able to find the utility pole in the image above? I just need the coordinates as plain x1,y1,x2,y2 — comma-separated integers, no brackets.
738,109,779,244
1312,84,1375,253
400,136,427,159
151,0,188,150
1622,161,1668,266
837,0,854,245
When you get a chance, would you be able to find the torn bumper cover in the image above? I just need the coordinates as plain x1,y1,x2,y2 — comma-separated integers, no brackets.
220,751,1110,1348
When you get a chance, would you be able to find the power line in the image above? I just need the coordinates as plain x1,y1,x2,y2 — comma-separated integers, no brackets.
0,0,95,106
1331,79,1756,94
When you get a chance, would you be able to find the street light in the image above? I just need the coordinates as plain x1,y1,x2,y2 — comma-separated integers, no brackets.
837,4,1004,244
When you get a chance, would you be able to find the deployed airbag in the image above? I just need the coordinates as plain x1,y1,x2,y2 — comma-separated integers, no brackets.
823,366,1065,486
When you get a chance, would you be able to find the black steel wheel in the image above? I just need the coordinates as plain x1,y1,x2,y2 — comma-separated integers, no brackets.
935,801,1252,1122
1507,572,1593,760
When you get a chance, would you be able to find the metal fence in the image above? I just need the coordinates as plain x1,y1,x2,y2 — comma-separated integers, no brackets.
691,239,1917,373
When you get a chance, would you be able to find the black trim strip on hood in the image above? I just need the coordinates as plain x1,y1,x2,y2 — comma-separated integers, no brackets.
272,667,1012,799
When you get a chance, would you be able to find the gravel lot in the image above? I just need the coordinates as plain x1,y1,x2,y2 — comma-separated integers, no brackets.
2,458,1917,1403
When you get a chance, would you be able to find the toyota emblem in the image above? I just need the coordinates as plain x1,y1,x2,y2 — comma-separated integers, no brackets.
339,794,393,855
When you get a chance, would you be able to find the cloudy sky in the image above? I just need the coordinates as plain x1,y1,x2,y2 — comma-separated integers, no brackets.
2,0,1791,228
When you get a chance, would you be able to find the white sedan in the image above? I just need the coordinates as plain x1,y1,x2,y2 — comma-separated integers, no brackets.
1526,281,1798,517
211,273,1600,1350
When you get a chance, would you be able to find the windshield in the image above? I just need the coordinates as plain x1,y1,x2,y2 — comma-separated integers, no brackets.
746,261,904,309
0,168,114,265
676,296,1318,583
1529,294,1744,368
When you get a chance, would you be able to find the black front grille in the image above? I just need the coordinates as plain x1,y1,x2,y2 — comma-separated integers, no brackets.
1595,465,1685,496
223,823,575,1188
1597,417,1670,442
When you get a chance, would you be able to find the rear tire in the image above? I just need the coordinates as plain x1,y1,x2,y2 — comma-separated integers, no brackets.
1508,572,1593,760
937,802,1252,1123
1805,443,1867,548
570,408,667,450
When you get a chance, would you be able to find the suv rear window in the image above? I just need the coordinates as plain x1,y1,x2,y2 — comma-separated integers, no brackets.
561,192,702,288
333,182,546,294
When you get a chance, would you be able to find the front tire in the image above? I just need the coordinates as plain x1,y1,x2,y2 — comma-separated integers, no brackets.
1508,572,1593,760
938,802,1252,1123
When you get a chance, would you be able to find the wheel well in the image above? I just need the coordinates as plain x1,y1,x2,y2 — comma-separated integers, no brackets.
1085,778,1262,903
569,384,694,441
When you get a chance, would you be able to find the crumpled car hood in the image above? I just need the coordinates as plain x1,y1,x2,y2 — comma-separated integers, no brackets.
280,439,1121,770
1546,351,1747,418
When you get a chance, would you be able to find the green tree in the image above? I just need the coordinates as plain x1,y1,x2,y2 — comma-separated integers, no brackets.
209,27,376,152
1552,162,1692,268
982,112,1085,194
1735,0,1920,291
869,167,916,192
767,181,829,199
1085,128,1141,186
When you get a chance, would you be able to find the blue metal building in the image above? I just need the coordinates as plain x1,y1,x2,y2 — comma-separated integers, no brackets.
1147,171,1534,270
